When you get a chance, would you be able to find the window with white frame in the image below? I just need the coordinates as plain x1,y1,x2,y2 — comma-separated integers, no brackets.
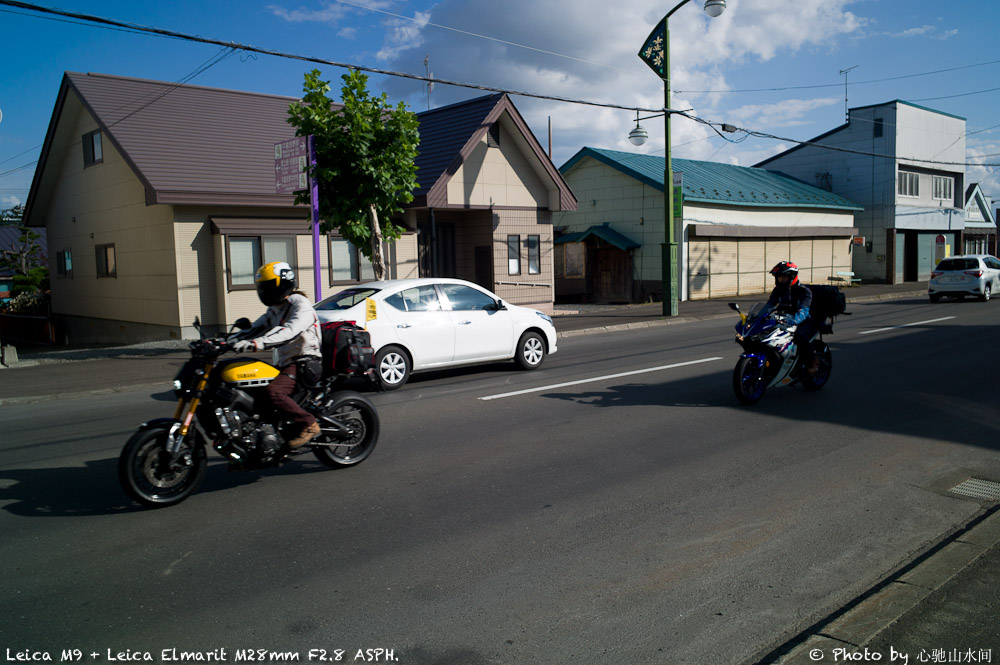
328,236,393,284
95,243,116,278
83,130,103,167
228,235,295,289
56,249,73,278
932,175,954,202
526,235,540,275
507,235,520,275
897,171,919,198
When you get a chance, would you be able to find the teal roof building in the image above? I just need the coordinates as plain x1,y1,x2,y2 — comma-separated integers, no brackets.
553,148,861,303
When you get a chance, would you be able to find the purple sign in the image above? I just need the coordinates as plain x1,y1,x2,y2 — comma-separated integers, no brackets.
274,137,309,195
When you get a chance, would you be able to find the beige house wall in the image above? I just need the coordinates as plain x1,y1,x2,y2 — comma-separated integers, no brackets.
446,120,552,208
688,237,855,300
46,104,180,342
492,209,554,312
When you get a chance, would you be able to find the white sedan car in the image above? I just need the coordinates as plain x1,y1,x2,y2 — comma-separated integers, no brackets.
315,278,558,390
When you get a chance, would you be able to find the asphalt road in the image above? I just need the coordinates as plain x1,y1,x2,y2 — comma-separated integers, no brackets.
1,297,998,664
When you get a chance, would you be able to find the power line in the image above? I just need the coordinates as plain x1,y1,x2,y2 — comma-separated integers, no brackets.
676,58,1000,95
2,0,1000,176
0,0,663,116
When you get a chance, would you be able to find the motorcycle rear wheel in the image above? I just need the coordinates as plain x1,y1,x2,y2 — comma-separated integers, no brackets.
733,356,767,405
800,343,833,391
118,425,207,508
312,391,380,468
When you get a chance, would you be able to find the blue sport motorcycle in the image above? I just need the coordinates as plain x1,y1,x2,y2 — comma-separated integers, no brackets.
728,303,833,405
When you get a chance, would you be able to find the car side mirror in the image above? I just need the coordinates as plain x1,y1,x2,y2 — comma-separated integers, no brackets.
493,299,507,311
233,317,252,330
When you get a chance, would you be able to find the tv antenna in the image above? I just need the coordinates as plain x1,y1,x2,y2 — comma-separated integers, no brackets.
424,55,433,110
840,65,858,121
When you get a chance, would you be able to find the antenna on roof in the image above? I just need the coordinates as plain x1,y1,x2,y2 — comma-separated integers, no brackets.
839,65,858,122
424,55,433,110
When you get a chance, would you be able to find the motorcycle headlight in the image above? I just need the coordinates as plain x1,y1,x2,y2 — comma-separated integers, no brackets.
173,379,183,391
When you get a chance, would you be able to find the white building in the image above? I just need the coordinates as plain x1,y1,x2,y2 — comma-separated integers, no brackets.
756,101,966,283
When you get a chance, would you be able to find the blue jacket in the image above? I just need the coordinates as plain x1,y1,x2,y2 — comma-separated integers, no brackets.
763,283,812,325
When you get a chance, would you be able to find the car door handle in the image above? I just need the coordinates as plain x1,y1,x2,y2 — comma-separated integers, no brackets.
458,320,472,325
396,323,412,329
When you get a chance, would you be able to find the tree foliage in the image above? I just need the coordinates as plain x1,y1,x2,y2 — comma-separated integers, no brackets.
0,215,49,300
287,69,420,280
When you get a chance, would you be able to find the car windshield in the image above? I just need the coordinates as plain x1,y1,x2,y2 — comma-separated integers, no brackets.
315,288,380,311
936,258,979,271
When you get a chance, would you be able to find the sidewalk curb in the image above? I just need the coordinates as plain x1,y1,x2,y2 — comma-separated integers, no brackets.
764,507,1000,664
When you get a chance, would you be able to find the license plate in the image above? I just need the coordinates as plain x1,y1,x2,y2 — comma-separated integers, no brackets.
944,275,966,283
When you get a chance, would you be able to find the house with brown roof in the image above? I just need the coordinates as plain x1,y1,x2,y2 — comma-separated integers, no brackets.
24,72,576,344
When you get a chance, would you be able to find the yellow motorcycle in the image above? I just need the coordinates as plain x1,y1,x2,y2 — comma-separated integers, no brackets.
118,318,379,508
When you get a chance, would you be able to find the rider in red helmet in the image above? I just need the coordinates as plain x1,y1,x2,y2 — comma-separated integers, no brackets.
763,261,819,374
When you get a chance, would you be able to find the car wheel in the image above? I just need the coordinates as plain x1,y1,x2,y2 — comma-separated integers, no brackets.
929,293,941,303
514,331,546,370
374,346,410,390
980,285,991,302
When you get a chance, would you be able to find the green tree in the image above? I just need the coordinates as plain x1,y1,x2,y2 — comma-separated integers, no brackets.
1,203,24,225
287,69,420,280
1,224,44,277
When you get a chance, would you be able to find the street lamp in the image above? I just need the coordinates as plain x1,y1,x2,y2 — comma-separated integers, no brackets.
637,0,726,316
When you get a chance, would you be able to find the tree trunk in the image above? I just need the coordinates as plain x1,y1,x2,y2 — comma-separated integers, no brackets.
368,204,386,281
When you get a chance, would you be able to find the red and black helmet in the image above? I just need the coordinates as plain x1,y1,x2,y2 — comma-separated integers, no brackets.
770,261,800,286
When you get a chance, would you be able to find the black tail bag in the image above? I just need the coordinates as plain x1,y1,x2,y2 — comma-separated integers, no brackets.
320,321,375,377
807,284,847,320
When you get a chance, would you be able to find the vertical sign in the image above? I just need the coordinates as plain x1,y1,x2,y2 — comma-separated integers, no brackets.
274,138,308,195
275,136,322,300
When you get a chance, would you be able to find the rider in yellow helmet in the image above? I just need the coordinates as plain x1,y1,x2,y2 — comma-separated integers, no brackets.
232,261,323,448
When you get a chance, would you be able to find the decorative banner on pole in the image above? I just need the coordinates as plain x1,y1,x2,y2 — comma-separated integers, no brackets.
638,19,667,77
672,171,684,220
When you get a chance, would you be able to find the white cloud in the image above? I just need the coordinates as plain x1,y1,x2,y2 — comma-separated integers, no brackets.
2,196,21,208
374,0,869,167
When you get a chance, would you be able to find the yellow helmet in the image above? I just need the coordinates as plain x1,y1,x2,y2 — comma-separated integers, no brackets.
254,261,296,306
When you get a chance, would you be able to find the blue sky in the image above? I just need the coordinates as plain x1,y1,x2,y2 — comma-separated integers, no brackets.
2,0,1000,211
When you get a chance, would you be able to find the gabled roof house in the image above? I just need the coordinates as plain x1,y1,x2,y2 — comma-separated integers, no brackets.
963,183,996,256
555,148,860,303
24,72,575,344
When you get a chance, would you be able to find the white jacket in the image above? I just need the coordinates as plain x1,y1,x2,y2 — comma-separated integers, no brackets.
249,293,322,368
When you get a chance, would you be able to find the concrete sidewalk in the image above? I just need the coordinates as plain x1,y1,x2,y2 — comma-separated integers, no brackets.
2,280,998,661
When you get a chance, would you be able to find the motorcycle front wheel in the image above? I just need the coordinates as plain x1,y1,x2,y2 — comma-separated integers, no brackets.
313,391,380,468
118,425,207,508
733,356,768,405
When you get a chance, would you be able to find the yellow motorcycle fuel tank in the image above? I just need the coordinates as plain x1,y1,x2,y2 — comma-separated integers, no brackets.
219,359,280,387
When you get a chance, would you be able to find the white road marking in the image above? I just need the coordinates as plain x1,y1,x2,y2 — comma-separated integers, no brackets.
858,316,955,336
478,357,724,401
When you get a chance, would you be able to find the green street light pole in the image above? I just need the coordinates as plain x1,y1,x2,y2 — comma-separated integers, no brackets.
638,0,726,316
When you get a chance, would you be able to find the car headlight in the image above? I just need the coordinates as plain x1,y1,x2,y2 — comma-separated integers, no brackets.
535,311,553,324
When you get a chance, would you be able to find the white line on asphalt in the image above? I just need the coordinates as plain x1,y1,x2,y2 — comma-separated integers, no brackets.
478,357,724,401
858,316,955,336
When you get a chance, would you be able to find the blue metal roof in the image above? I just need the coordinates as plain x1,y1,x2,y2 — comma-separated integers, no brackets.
554,223,641,251
561,147,863,211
